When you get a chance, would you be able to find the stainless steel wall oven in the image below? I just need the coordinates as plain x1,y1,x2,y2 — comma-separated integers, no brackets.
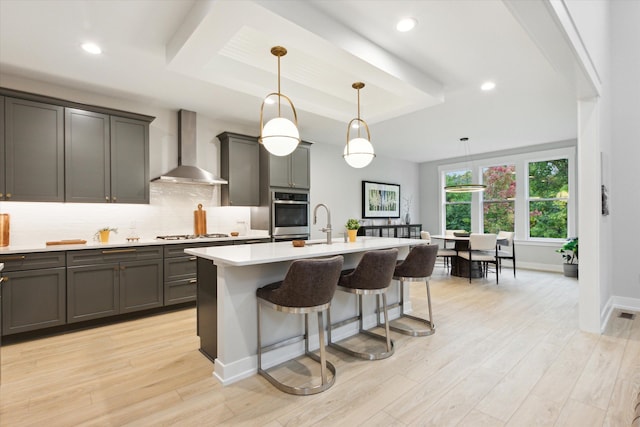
271,191,309,240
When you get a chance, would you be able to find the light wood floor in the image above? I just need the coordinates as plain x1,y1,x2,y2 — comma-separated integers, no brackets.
1,267,639,426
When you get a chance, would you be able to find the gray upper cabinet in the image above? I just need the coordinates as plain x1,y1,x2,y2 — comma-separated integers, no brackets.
4,97,64,202
267,143,310,189
218,132,260,206
65,108,111,203
110,116,149,204
0,88,153,204
65,110,149,204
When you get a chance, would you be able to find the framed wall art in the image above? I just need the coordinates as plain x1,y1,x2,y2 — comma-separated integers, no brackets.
362,181,400,218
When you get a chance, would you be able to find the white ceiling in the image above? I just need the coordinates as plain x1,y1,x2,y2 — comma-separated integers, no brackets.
0,0,578,163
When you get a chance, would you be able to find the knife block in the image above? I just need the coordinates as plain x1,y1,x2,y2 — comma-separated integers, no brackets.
194,204,207,236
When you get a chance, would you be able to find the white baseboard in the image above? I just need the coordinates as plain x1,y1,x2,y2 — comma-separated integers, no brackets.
601,295,640,333
213,308,404,385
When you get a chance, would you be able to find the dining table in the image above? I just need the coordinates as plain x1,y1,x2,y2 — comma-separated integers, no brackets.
431,234,506,278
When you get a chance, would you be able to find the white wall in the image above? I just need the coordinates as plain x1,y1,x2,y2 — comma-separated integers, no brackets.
610,0,640,306
308,143,420,240
0,74,420,246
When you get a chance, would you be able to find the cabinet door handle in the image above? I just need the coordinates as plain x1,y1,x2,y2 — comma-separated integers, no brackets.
102,249,137,254
0,255,26,262
189,279,197,284
189,257,197,261
6,193,12,198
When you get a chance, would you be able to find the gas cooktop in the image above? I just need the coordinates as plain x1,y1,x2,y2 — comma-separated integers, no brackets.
156,233,228,240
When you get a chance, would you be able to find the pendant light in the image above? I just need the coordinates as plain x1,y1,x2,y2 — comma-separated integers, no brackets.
444,137,486,193
259,46,300,157
343,82,375,168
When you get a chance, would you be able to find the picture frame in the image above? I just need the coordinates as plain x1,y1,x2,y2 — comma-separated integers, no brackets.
362,181,401,218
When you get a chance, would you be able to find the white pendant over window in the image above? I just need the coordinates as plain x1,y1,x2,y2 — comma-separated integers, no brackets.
344,82,375,168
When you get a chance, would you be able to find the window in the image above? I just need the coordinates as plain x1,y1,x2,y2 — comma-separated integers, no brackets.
482,165,516,234
528,158,569,239
444,169,471,231
439,146,574,241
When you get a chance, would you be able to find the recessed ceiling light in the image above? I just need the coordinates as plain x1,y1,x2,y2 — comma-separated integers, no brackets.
81,42,102,55
396,17,417,32
481,81,496,91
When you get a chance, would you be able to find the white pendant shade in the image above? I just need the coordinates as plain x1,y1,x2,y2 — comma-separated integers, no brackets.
262,117,300,156
343,137,375,168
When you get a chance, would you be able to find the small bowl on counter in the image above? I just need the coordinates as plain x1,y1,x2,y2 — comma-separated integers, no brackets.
292,240,305,247
230,232,240,237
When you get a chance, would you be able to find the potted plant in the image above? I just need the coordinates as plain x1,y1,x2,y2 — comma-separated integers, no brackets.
96,227,118,243
556,237,578,277
345,219,360,243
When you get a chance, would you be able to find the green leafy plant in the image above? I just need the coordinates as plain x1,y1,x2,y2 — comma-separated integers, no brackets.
556,237,578,264
345,219,361,230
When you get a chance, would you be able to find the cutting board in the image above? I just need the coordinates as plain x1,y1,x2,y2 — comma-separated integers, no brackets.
46,239,87,246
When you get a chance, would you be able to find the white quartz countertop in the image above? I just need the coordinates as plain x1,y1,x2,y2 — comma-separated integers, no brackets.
185,237,425,267
0,234,270,255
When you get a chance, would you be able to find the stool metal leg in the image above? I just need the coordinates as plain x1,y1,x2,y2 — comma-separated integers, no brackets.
328,289,394,360
383,277,436,337
256,300,336,395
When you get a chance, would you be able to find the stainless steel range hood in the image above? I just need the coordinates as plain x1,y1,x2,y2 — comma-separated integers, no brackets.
152,110,228,185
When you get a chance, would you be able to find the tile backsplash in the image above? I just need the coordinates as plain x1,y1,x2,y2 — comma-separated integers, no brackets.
0,182,255,246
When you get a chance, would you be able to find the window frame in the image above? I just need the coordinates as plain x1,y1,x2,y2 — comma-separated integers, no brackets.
438,147,576,242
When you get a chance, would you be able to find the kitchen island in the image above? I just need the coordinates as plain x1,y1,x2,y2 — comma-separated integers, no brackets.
186,236,425,385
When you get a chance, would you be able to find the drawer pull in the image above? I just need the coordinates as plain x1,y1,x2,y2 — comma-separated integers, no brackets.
101,249,137,254
189,279,197,284
0,255,26,262
189,257,197,261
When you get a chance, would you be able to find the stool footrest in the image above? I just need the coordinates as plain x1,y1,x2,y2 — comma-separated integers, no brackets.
258,351,336,395
387,313,435,337
328,329,395,360
260,334,305,354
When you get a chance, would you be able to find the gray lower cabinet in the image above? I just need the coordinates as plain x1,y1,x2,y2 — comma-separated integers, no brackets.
0,252,66,335
66,247,163,323
164,241,233,306
3,97,64,202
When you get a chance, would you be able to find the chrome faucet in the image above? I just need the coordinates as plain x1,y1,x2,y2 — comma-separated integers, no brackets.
313,203,332,244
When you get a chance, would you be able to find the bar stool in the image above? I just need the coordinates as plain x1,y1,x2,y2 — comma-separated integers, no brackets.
327,248,398,360
384,244,438,337
256,255,344,395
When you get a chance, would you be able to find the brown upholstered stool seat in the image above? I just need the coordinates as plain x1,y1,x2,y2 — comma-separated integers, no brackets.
327,248,398,360
256,255,344,395
384,244,438,337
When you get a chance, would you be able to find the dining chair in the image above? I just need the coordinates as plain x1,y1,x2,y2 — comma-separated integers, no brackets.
496,231,516,277
422,231,456,273
457,233,499,284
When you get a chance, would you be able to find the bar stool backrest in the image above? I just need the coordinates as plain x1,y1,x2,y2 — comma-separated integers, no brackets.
394,244,438,278
270,256,344,308
339,248,398,290
420,231,431,243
